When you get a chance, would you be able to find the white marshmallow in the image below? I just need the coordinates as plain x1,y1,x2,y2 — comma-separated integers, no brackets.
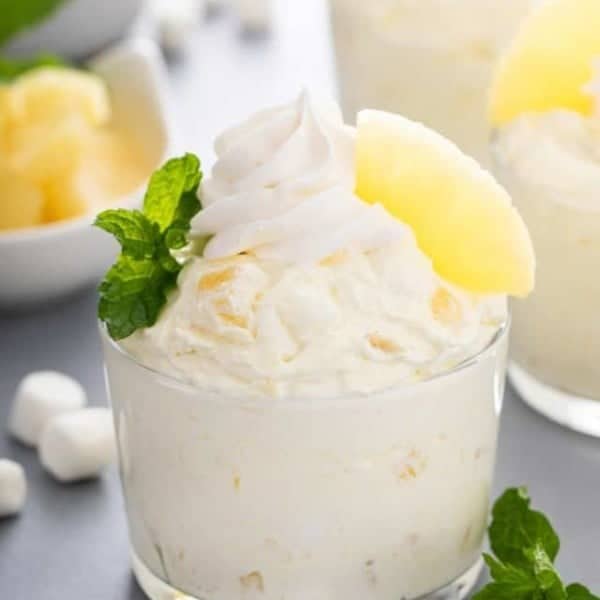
39,408,116,483
0,459,27,517
152,0,201,54
9,371,87,447
234,0,271,31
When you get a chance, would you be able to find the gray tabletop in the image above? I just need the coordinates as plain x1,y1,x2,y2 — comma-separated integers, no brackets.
1,2,600,598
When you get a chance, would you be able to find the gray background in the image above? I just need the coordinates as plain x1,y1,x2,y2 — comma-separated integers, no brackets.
1,1,599,598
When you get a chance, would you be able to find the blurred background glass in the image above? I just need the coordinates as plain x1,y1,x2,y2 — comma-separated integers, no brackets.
493,132,600,438
329,0,535,164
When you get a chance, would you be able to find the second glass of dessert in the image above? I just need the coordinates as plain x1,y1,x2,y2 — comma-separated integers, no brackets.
99,93,534,599
490,0,600,436
328,0,536,164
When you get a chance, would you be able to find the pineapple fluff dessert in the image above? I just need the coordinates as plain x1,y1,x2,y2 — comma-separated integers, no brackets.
101,93,534,600
491,0,600,409
329,0,537,164
0,66,151,232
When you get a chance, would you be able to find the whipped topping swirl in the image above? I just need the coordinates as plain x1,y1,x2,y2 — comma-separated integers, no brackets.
191,91,407,263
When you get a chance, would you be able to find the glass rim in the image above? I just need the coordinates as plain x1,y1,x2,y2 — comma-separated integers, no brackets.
100,312,510,403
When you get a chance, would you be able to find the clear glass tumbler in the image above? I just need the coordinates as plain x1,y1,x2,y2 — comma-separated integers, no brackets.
328,0,534,164
493,141,600,437
101,322,508,600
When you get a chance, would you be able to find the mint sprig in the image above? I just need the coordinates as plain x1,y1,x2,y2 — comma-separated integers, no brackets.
489,487,560,568
567,585,600,600
475,488,599,600
95,153,202,340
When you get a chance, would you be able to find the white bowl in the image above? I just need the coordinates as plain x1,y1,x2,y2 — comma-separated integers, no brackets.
4,0,144,60
0,38,175,309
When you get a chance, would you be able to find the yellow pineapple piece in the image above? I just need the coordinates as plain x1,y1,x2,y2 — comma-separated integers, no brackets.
42,173,88,224
8,115,91,183
79,130,150,201
367,333,400,354
355,110,535,296
6,67,110,128
0,86,11,154
0,166,44,231
489,0,600,126
38,130,149,222
431,287,463,325
198,267,236,291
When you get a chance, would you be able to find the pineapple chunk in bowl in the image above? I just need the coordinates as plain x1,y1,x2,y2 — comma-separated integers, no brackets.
0,38,175,308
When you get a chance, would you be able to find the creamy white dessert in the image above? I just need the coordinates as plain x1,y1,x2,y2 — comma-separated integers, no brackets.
494,109,600,399
329,0,535,163
101,92,533,600
105,331,506,600
489,0,600,421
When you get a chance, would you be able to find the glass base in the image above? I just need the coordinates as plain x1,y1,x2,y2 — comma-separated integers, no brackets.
509,362,600,437
131,549,483,600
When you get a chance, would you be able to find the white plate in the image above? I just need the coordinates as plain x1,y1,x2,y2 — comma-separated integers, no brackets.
0,38,176,309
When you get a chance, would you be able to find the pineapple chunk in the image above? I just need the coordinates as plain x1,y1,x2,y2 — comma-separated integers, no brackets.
0,87,10,154
355,110,535,296
0,166,44,231
8,115,91,183
6,67,110,128
489,0,600,126
42,173,89,224
81,131,149,200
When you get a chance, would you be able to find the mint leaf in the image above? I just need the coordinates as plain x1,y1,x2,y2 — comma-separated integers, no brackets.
143,153,202,244
95,210,160,260
98,257,177,340
0,0,69,47
474,548,565,600
490,487,560,569
567,585,600,600
526,543,566,600
477,488,598,600
473,582,535,600
472,555,538,600
0,54,66,81
96,154,203,340
164,187,202,250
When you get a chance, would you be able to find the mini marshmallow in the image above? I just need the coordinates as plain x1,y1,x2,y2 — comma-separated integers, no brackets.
234,0,271,31
153,0,201,55
39,408,116,483
9,371,87,447
0,459,27,518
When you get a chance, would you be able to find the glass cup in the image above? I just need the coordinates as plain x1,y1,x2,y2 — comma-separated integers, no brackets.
101,322,508,600
328,0,533,165
492,140,600,437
